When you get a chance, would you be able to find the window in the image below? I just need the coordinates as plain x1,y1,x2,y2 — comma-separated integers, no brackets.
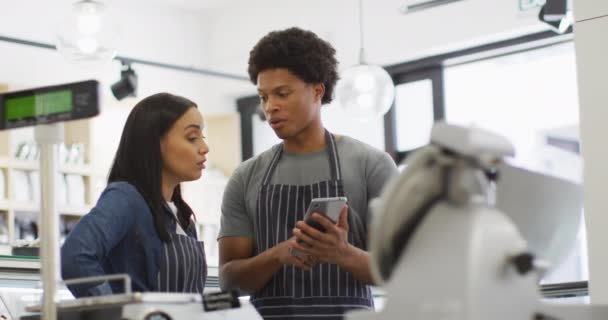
252,111,280,156
247,102,386,157
444,42,580,169
386,67,444,163
394,79,435,152
385,34,585,287
443,41,586,284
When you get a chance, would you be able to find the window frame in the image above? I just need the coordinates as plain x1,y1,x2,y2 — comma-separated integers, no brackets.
384,67,444,164
383,30,572,163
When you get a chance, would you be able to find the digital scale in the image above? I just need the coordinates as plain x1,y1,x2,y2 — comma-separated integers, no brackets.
0,81,261,320
0,80,100,130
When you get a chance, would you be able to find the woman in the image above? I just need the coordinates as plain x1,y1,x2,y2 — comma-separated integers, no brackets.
61,93,209,297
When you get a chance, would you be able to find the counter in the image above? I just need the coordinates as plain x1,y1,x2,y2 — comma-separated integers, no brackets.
0,256,220,319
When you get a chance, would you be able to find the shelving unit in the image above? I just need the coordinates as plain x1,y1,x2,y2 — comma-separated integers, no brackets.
0,84,97,255
0,85,235,267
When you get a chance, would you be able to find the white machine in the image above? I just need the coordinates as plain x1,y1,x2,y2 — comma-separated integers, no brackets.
348,122,608,320
0,82,262,320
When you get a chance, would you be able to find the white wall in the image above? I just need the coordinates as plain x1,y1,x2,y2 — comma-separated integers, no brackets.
203,0,551,74
0,1,246,238
0,1,209,71
573,0,608,303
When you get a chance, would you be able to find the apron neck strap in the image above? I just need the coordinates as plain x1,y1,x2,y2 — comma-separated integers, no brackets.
261,129,341,186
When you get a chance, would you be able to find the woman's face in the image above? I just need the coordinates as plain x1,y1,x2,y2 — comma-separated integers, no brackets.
257,68,324,140
160,107,209,184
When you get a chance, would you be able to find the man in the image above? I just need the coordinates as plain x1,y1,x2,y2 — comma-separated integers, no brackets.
218,27,397,319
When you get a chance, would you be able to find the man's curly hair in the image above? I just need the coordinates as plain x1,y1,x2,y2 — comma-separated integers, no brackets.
248,27,339,105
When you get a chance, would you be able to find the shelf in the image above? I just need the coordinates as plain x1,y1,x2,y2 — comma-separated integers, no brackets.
11,202,92,216
58,164,93,176
59,205,92,216
8,160,37,171
0,159,92,176
0,254,219,288
0,254,40,270
11,202,38,212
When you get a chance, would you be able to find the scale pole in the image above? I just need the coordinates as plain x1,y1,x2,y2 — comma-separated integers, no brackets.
35,123,64,320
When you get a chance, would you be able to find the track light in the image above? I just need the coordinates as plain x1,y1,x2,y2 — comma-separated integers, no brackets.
538,0,572,34
111,62,138,100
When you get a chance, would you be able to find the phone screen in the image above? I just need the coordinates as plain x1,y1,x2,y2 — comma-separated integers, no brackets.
292,197,347,256
304,197,347,231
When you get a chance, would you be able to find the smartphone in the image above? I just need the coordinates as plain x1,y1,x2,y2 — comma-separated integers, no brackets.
291,197,347,256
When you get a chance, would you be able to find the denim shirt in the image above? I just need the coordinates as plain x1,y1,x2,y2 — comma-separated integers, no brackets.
61,181,200,297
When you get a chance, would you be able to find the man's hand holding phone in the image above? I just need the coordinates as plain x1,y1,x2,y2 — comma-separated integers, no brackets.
291,197,353,265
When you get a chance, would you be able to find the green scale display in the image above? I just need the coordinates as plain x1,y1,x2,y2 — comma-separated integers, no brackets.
0,80,100,130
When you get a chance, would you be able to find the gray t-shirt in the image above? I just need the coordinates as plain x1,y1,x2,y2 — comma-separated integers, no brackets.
218,135,397,249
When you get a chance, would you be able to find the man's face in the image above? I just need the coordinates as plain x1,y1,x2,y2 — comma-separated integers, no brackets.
257,68,324,140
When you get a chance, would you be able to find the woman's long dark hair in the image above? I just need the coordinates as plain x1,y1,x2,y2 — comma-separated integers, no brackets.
108,93,197,242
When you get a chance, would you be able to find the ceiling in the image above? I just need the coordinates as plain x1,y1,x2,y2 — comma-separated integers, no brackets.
123,0,239,12
53,0,239,13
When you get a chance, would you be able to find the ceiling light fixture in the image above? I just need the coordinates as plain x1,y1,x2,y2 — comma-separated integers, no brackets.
56,0,118,63
111,62,138,100
335,0,395,121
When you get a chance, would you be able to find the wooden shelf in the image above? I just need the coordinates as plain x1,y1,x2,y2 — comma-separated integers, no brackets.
7,160,37,171
11,202,38,212
0,112,95,249
10,202,92,215
0,158,92,176
0,254,40,269
59,205,92,216
59,164,93,176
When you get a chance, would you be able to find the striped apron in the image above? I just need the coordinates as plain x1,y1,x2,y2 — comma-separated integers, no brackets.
251,130,374,319
157,222,207,293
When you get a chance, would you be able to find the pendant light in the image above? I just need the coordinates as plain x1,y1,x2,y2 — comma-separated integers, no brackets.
335,0,395,121
56,0,118,63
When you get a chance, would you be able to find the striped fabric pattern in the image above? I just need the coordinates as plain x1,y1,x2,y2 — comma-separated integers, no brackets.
157,232,207,293
251,130,374,319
